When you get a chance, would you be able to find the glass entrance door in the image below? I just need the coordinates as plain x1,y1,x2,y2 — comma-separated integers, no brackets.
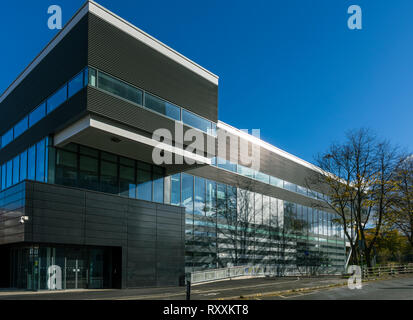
65,248,88,289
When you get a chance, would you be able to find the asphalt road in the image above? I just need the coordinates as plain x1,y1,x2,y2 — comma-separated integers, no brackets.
264,275,413,300
0,275,412,300
0,276,345,300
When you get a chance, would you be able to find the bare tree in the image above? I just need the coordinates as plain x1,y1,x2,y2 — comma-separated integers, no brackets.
306,129,400,267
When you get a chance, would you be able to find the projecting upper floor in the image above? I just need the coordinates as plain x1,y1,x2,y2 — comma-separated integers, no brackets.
0,0,218,163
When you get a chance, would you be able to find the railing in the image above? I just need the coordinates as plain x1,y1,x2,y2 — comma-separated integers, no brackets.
190,265,342,284
362,264,413,279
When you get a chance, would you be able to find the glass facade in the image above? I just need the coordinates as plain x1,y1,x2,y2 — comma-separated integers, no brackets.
9,245,112,290
0,140,346,279
214,157,328,201
88,67,217,135
0,137,49,191
53,143,166,202
0,68,88,151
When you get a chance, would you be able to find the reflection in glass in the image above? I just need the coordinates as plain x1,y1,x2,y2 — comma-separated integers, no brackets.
2,128,13,147
206,180,216,217
194,177,206,215
153,168,164,203
98,72,143,106
35,139,46,182
171,174,181,206
182,109,211,134
182,174,194,214
79,155,99,191
29,103,46,127
28,145,36,180
14,117,28,139
137,164,152,201
68,71,84,98
144,93,180,121
100,160,118,194
12,156,19,185
47,85,67,114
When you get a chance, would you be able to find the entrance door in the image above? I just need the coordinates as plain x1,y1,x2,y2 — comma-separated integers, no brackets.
65,247,88,289
65,258,88,289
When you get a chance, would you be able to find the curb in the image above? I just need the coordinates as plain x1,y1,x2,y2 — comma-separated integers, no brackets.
217,282,348,300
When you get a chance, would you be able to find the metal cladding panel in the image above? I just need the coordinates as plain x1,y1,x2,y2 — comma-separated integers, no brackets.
0,15,88,137
13,181,186,288
220,129,328,193
87,13,218,122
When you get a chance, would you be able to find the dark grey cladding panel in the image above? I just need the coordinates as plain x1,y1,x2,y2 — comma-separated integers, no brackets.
220,130,328,193
0,89,88,164
258,146,321,189
0,15,88,136
87,13,218,122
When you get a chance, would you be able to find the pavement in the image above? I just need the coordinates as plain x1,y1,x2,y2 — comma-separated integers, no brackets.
261,274,413,300
0,274,412,300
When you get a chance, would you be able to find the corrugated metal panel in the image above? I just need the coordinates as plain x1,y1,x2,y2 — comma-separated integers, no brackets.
87,13,218,122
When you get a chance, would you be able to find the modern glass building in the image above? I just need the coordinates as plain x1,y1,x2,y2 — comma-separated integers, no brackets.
0,1,346,290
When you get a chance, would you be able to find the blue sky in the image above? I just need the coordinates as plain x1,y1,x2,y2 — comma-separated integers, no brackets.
0,0,412,164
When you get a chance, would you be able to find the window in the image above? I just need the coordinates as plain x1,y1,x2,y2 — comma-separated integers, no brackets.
68,71,84,98
194,177,206,215
20,150,28,181
263,195,270,225
6,160,12,188
47,85,67,114
255,171,269,184
217,158,237,172
171,173,181,206
12,156,20,185
270,176,283,188
119,156,135,198
153,167,164,203
29,103,46,127
100,158,118,194
35,139,46,182
255,193,263,225
1,164,6,190
2,128,13,147
270,197,278,228
297,185,308,196
206,180,216,217
79,155,99,191
137,162,152,201
14,117,28,139
182,110,212,134
284,181,297,193
182,173,194,214
88,68,97,87
217,184,226,219
227,185,237,222
28,145,36,180
144,93,180,121
237,165,254,179
97,72,143,106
